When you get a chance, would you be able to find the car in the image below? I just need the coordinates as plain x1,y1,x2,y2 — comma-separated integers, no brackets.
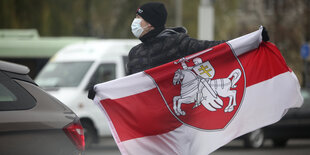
35,39,139,148
0,60,85,155
241,88,309,148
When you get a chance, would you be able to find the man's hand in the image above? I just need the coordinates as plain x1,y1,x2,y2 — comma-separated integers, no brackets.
88,86,96,100
262,27,269,42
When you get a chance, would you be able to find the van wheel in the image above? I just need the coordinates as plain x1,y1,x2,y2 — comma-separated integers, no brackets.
81,121,96,149
244,129,264,149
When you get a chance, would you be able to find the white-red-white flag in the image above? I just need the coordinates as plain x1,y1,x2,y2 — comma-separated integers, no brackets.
93,27,303,155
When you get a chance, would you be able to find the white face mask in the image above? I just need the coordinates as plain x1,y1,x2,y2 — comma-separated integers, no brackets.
131,18,147,38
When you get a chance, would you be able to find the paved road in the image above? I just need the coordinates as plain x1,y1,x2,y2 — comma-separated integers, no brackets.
211,140,310,155
85,137,310,155
85,137,120,155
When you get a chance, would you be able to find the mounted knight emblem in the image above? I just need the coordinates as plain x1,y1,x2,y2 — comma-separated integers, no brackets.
173,56,242,116
146,45,246,130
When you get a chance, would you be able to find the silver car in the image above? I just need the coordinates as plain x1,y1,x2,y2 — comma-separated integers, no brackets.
0,60,85,155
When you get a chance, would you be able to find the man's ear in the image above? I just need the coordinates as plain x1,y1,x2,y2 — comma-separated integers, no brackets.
149,24,155,30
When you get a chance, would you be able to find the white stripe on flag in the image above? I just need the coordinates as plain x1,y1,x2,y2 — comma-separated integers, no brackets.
228,26,263,56
94,72,155,100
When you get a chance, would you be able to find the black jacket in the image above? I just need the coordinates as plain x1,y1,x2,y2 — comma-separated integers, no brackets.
127,27,225,75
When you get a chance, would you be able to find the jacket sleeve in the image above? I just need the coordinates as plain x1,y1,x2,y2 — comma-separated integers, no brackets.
178,34,226,56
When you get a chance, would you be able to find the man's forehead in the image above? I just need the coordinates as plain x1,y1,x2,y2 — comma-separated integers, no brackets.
135,15,148,23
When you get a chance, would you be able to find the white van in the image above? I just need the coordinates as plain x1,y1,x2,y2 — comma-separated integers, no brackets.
35,39,140,146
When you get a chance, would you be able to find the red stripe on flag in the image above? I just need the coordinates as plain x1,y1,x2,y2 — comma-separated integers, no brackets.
100,88,182,142
238,42,290,87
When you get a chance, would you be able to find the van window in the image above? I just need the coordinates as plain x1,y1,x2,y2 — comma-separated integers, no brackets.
91,63,116,85
122,56,129,75
36,61,93,88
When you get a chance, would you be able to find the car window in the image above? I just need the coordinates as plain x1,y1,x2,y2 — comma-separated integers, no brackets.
0,83,17,102
301,89,310,101
0,72,36,111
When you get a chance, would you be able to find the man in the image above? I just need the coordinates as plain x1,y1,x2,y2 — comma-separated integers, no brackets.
88,2,269,99
127,2,227,75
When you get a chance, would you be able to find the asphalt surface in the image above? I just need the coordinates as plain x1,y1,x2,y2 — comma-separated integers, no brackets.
85,137,310,155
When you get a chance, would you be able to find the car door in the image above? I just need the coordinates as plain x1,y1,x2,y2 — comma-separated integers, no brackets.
81,63,117,141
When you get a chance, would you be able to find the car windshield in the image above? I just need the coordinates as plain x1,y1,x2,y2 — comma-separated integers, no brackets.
35,61,93,88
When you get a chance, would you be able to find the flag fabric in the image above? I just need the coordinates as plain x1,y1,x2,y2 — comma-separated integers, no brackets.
93,27,303,155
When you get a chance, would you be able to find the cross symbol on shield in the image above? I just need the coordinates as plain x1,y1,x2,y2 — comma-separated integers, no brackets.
193,61,215,79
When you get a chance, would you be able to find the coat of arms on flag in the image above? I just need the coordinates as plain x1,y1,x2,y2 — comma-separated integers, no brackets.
147,43,246,130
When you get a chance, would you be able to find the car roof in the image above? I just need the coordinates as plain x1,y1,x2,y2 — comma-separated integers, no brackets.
0,60,30,74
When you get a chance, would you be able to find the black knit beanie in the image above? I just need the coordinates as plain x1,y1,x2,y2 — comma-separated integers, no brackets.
136,2,167,28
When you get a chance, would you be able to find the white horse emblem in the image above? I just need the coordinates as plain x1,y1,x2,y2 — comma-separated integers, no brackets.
173,57,242,116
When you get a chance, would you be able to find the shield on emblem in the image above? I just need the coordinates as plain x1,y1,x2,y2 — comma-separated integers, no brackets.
144,43,245,131
193,61,215,79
